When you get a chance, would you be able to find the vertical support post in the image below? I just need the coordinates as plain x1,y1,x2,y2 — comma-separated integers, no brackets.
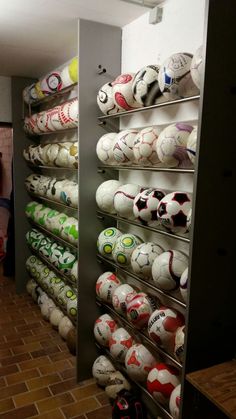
77,19,121,381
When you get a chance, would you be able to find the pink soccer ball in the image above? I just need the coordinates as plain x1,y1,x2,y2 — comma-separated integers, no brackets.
125,343,157,382
93,313,118,347
109,327,135,362
112,73,141,111
169,384,181,418
147,363,180,404
96,272,122,303
126,292,157,329
112,284,137,315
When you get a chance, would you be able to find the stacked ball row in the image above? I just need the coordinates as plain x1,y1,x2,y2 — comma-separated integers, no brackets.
95,276,185,358
23,142,78,168
97,48,202,115
25,201,78,245
96,181,192,235
97,124,197,168
25,174,78,208
24,98,78,135
92,351,181,417
26,278,76,355
23,57,78,104
26,255,77,320
97,229,188,298
26,228,78,283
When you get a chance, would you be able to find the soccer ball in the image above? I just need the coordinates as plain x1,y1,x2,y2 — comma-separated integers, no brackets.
125,343,157,382
147,363,180,404
97,227,122,259
133,188,165,226
180,267,188,303
97,82,120,115
41,299,56,320
92,355,116,386
57,285,75,307
26,278,37,295
187,126,197,164
158,52,199,100
132,65,161,106
96,180,122,214
105,371,131,399
113,129,138,164
133,127,161,166
66,327,76,355
114,184,141,219
96,133,117,165
174,326,185,363
112,284,137,315
190,46,203,89
156,123,193,167
131,242,164,279
94,314,118,347
70,260,78,283
49,308,65,329
112,233,143,266
169,384,181,418
67,296,77,319
112,73,140,111
60,216,78,244
58,316,74,340
109,327,135,361
157,191,192,234
152,250,188,291
148,307,185,351
96,272,122,303
186,208,192,233
126,292,157,329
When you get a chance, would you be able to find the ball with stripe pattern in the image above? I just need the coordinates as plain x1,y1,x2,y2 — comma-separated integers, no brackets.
114,183,141,219
151,250,188,291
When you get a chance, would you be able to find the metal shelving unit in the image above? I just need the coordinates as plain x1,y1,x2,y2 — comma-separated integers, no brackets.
26,126,78,138
29,82,78,108
98,165,195,174
28,192,78,212
27,163,78,172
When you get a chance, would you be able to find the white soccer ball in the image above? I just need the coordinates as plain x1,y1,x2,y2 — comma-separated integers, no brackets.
158,52,199,100
131,242,164,279
147,363,180,404
96,272,122,303
152,250,188,291
105,371,131,399
96,180,122,214
94,314,118,347
125,343,157,382
114,184,141,219
186,208,192,232
148,307,184,351
41,299,56,320
132,65,161,106
26,278,37,295
58,316,74,340
97,82,120,115
133,188,165,226
190,46,203,90
96,133,117,165
109,327,135,362
112,73,140,111
47,144,60,166
157,191,192,234
187,126,197,164
49,308,65,329
70,260,78,283
180,267,188,303
92,355,116,386
126,292,157,329
169,384,181,418
113,129,138,164
133,126,161,166
174,326,185,363
97,227,122,259
112,233,143,266
67,296,77,319
156,123,193,167
112,284,137,315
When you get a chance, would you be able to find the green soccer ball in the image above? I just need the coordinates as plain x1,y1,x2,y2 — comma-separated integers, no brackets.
97,227,122,259
112,233,143,266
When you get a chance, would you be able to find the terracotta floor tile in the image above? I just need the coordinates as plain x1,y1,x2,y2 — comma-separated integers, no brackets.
61,397,100,418
96,392,110,406
27,373,62,390
0,403,38,418
31,345,61,359
40,338,63,349
35,409,65,419
12,342,42,355
0,382,28,400
72,383,103,401
14,387,51,407
19,356,51,371
0,398,14,414
0,378,6,388
4,331,33,342
0,339,23,350
0,364,19,378
59,368,76,380
39,359,71,375
0,349,12,358
6,369,40,386
1,352,31,366
86,405,112,419
37,392,75,413
15,322,43,332
23,333,51,344
49,351,72,362
0,319,26,329
50,377,78,395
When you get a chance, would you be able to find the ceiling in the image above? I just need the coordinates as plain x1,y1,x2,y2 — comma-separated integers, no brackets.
0,0,148,78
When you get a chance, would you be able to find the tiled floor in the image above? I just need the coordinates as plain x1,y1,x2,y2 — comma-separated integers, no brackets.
0,267,112,419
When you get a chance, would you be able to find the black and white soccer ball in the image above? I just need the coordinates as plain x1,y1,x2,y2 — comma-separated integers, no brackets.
157,191,192,234
97,82,120,115
131,242,164,279
132,65,162,106
133,188,166,226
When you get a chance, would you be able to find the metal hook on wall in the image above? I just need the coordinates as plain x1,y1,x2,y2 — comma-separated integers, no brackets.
97,65,106,75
